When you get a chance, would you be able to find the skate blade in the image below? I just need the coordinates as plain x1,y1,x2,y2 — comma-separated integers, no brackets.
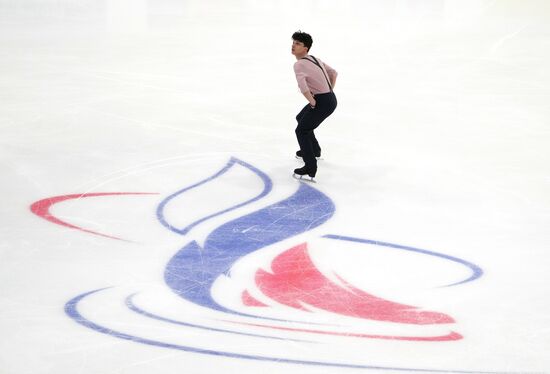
292,173,317,183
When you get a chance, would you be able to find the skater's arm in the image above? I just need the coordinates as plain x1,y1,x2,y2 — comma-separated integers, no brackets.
302,91,316,107
323,62,338,89
293,63,309,94
294,62,316,107
328,76,337,90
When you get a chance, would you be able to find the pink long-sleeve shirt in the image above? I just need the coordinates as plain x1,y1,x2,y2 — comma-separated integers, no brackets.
293,55,337,95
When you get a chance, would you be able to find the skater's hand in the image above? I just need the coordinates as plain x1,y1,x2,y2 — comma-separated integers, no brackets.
309,99,316,108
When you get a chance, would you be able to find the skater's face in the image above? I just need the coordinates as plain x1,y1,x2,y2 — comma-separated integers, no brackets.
291,40,308,56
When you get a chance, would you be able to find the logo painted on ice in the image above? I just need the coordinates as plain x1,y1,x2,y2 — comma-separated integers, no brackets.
31,158,487,372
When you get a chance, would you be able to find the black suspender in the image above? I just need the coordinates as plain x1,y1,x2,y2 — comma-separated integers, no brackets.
301,55,333,92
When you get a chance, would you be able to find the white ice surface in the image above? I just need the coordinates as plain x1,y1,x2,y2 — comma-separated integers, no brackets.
1,1,550,373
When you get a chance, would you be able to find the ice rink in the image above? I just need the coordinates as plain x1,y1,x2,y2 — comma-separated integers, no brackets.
1,1,550,373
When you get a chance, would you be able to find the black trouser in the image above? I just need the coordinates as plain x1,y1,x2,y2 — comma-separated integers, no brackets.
295,91,337,169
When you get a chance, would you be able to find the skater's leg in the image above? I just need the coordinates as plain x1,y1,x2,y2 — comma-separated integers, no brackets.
293,93,337,178
295,93,336,159
296,103,311,122
295,127,317,170
310,131,321,157
295,104,317,159
295,110,326,170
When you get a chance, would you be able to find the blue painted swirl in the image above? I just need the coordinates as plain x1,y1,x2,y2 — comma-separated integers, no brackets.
157,157,273,235
124,293,312,343
323,235,483,287
65,289,516,374
164,182,335,317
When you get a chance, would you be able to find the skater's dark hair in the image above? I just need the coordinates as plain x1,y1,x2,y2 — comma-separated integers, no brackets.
292,30,313,51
